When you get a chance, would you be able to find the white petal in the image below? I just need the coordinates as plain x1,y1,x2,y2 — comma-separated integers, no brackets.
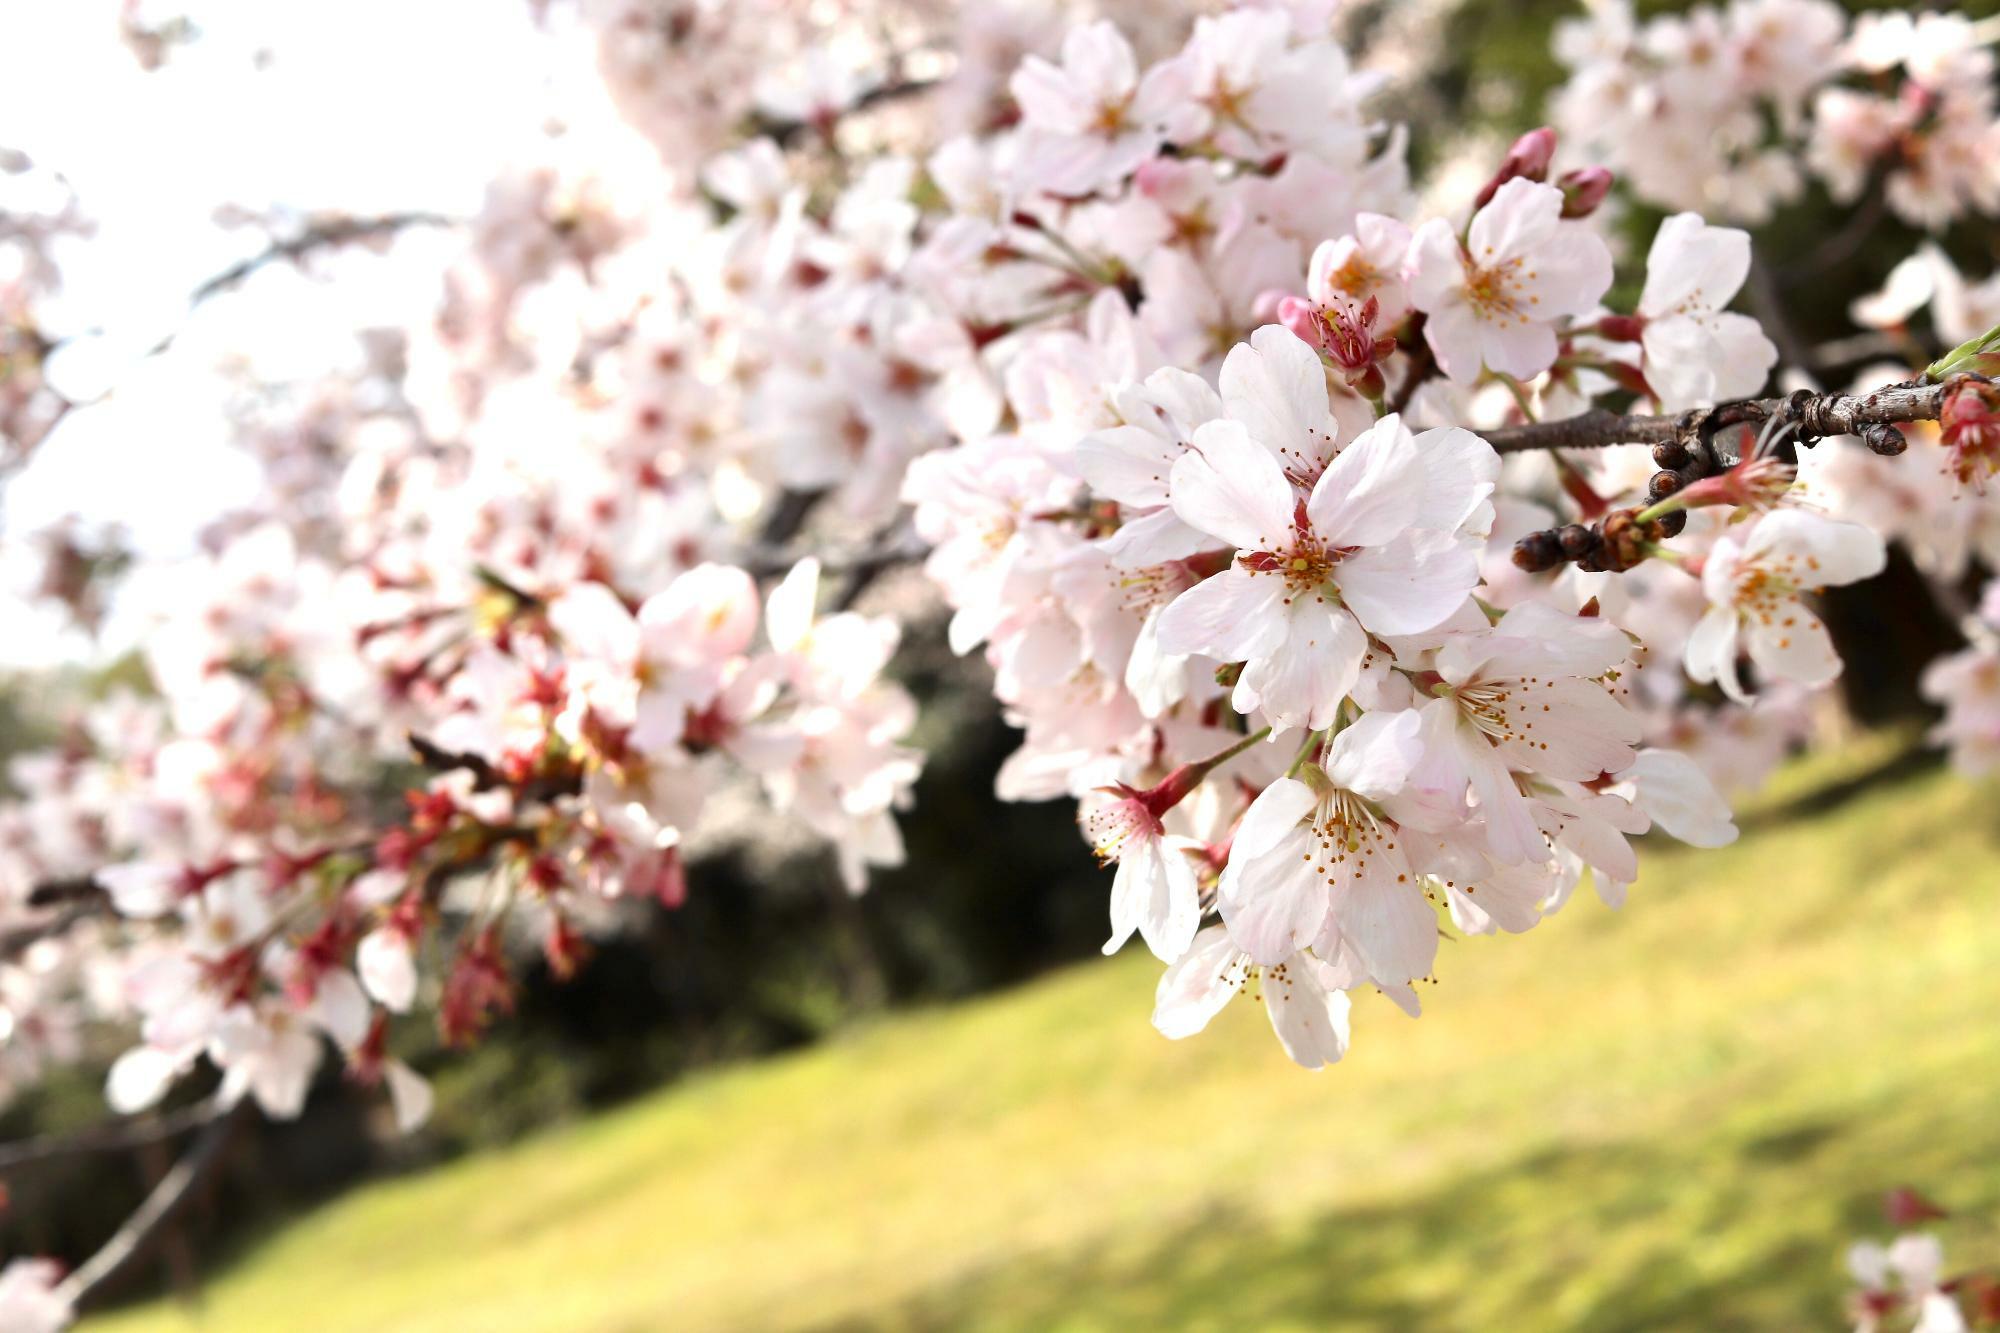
1263,955,1352,1069
1233,776,1317,861
1306,413,1424,547
764,558,820,656
1154,566,1289,662
107,1045,186,1114
386,1061,435,1134
1170,419,1297,552
1331,854,1437,984
1336,531,1480,636
1234,600,1366,730
1220,325,1338,466
1322,708,1422,800
1220,840,1330,965
1152,925,1249,1039
1626,749,1738,847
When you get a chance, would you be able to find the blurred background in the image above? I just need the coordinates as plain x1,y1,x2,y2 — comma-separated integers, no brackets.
1,1,1997,1329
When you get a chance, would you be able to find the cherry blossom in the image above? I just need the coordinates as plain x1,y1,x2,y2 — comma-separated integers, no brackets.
1686,510,1888,703
1408,178,1614,382
1635,214,1778,409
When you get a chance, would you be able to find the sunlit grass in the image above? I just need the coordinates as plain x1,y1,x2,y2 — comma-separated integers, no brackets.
92,735,2000,1332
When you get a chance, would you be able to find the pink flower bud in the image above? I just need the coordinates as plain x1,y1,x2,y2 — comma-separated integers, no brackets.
1475,127,1558,207
1596,313,1646,342
1557,166,1614,218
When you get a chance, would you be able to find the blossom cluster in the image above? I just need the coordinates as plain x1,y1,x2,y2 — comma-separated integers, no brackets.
1846,1189,2000,1332
1554,0,2000,229
2,11,1999,1318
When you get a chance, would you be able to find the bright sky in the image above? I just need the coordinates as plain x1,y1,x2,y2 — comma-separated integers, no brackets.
0,0,564,665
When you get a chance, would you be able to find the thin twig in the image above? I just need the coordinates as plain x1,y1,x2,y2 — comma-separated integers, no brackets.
0,1100,222,1173
55,1100,247,1311
188,212,456,307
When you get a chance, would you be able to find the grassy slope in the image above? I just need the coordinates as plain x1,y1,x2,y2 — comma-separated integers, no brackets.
94,737,2000,1332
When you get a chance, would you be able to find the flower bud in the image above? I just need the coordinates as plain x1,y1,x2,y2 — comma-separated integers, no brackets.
1557,166,1614,218
1939,379,2000,487
1597,313,1647,343
1475,127,1558,207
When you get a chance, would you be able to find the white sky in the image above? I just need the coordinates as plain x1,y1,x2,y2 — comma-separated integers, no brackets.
0,0,564,665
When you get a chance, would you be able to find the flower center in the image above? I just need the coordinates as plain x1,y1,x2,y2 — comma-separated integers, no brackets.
1464,253,1536,325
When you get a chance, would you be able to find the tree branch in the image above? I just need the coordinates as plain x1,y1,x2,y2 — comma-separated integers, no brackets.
188,212,456,307
54,1099,247,1311
753,76,942,148
0,1099,222,1173
1500,376,1966,576
1475,380,1949,455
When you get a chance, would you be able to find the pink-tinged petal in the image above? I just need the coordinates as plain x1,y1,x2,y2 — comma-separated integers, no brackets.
1495,678,1640,781
1641,314,1721,409
1322,708,1422,801
1234,600,1366,729
1170,419,1297,552
1406,217,1467,310
1468,178,1563,261
1233,775,1317,861
1411,427,1502,534
1009,57,1088,133
1105,834,1201,962
1639,213,1750,317
1480,601,1632,680
1152,925,1249,1039
1626,749,1738,848
1422,302,1486,383
1220,834,1330,965
1155,566,1289,662
1749,510,1885,588
1097,507,1211,568
1263,954,1352,1069
1307,412,1424,546
1744,610,1842,689
1063,20,1137,98
548,583,640,666
1479,316,1560,381
1705,312,1779,401
1138,366,1224,436
1466,744,1545,865
1076,425,1182,508
1684,605,1747,702
386,1061,434,1133
1336,530,1480,636
639,564,760,664
1516,227,1613,319
1219,325,1339,466
107,1045,188,1114
1443,861,1548,935
1331,853,1437,984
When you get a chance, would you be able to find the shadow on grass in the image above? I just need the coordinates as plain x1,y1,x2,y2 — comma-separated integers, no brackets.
817,1132,1867,1333
1735,740,1941,837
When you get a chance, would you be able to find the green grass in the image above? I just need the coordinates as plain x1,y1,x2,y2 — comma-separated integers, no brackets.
93,736,2000,1332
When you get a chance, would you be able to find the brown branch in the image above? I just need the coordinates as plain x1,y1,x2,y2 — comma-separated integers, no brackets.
753,76,942,148
0,901,103,962
54,1099,247,1311
1501,377,1962,576
188,212,456,307
0,1099,221,1173
1475,380,1949,455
